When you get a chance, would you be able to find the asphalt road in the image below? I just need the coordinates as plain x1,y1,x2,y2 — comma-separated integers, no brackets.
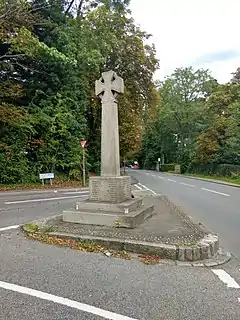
0,188,88,228
129,169,240,258
0,185,240,319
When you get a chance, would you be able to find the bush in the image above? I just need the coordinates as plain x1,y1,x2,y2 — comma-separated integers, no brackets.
160,164,175,172
187,163,240,178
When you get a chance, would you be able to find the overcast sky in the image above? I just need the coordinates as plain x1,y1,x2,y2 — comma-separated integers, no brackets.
130,0,240,83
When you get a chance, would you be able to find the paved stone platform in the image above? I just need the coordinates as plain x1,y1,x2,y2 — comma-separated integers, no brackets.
48,194,205,245
23,190,227,262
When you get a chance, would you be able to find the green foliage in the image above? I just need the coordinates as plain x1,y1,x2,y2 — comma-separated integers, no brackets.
0,0,158,185
160,164,175,172
188,164,240,178
140,67,240,176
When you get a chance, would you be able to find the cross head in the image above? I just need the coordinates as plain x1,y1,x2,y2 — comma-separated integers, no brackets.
95,71,124,103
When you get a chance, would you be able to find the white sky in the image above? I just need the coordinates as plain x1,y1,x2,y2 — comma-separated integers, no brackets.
130,0,240,83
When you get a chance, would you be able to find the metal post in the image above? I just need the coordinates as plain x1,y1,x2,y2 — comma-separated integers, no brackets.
82,148,86,187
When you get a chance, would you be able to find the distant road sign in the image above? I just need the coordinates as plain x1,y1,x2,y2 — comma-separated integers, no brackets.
39,173,54,180
80,140,88,149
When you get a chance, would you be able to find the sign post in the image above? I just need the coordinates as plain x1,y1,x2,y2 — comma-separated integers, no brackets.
39,173,54,186
80,139,88,187
157,157,161,172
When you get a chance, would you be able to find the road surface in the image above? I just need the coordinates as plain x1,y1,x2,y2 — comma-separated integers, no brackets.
0,185,240,319
129,169,240,258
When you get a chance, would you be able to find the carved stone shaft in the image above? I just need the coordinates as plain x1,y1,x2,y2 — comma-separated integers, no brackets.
95,70,124,177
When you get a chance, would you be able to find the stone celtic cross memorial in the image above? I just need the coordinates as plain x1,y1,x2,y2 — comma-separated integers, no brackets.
95,70,123,177
63,70,154,228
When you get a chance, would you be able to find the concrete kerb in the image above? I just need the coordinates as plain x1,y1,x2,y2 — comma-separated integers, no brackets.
22,216,230,265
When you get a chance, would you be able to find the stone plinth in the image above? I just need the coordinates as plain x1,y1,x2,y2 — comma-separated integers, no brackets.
89,176,131,203
63,196,154,229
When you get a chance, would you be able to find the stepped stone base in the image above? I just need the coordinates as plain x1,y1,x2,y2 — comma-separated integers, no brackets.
63,175,154,228
63,197,154,229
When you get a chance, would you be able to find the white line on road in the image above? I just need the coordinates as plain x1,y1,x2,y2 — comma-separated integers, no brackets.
158,176,165,180
138,183,156,195
5,195,88,205
201,188,230,197
61,191,89,195
135,184,143,190
167,179,176,183
212,270,240,288
180,182,195,188
0,225,19,232
0,281,138,320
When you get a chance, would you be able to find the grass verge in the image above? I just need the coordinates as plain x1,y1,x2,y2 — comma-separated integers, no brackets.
184,173,240,185
0,180,84,191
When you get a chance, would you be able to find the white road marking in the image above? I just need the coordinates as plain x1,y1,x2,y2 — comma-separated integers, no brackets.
158,176,165,180
167,179,176,183
0,280,138,320
180,182,195,188
5,195,88,205
0,225,19,232
138,183,156,195
201,188,230,197
135,184,143,190
61,191,89,195
212,269,240,288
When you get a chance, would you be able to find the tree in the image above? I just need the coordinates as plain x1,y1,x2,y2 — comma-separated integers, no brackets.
140,67,217,169
196,83,240,165
0,0,159,184
231,67,240,83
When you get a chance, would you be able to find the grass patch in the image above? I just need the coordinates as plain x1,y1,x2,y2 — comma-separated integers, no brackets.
185,173,240,185
24,223,40,232
0,180,85,191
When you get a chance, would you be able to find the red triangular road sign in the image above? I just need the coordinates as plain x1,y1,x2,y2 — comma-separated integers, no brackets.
80,140,88,149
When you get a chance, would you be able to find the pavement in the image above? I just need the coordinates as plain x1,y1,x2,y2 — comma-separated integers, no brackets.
0,181,240,319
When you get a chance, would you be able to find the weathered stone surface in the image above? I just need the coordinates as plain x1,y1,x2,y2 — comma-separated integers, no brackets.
89,176,132,203
76,198,143,213
204,261,219,267
177,246,185,261
191,262,204,267
95,71,124,177
192,246,201,261
200,244,212,260
124,241,177,260
185,247,193,261
63,203,154,228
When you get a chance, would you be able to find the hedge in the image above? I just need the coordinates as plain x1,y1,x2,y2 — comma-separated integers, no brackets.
187,163,240,178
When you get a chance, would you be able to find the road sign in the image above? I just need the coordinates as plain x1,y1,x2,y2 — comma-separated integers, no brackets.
39,173,54,180
39,173,54,186
80,140,88,149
